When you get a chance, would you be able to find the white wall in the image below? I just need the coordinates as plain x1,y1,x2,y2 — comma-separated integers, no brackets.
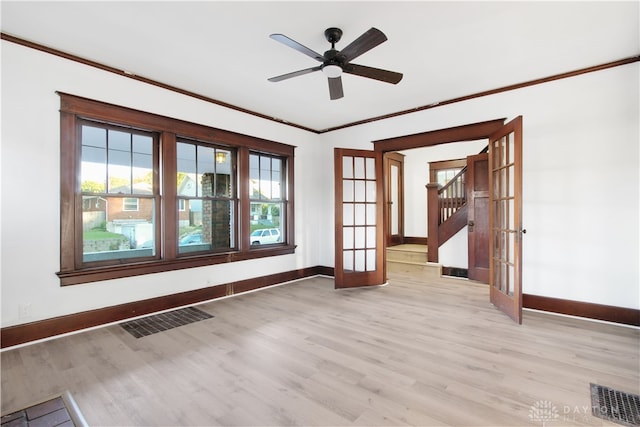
0,41,327,327
322,63,639,310
2,41,638,331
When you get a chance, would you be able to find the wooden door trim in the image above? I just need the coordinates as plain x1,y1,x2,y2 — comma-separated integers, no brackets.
373,119,506,152
384,152,405,246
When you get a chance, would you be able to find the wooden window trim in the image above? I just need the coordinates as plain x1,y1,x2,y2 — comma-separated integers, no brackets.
57,92,295,286
428,158,466,184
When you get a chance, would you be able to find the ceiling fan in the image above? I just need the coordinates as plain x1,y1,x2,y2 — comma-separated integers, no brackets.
268,27,403,100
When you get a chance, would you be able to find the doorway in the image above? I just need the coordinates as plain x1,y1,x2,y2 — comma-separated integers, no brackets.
367,117,524,323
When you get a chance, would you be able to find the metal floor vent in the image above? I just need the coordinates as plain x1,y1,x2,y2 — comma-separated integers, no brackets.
120,307,213,338
591,383,640,427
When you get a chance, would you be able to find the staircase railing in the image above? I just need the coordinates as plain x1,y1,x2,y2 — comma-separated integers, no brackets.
426,146,488,263
438,167,466,222
426,166,468,263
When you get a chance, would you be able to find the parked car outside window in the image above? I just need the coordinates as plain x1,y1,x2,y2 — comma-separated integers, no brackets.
250,228,281,245
180,233,203,245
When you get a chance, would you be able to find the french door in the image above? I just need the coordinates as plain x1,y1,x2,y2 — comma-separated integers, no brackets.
488,116,524,323
334,148,385,288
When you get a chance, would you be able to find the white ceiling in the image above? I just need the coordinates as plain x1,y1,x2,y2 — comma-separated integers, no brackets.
2,1,638,132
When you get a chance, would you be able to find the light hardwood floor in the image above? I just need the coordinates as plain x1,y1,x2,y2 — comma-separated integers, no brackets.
2,274,638,426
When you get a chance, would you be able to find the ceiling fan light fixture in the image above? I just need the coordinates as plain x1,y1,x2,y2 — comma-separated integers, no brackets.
322,64,342,78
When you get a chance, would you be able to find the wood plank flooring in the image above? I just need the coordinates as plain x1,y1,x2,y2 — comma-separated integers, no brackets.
2,274,638,426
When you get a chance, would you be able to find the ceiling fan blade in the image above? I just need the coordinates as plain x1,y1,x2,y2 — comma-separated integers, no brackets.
343,63,403,84
328,76,344,100
268,66,322,82
269,34,325,62
340,27,387,62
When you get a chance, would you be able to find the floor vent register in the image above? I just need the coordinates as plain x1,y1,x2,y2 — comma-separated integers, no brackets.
591,383,640,427
120,306,213,338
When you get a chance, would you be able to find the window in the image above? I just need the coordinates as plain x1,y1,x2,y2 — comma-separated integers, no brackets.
58,93,295,285
249,153,285,246
123,198,140,211
429,159,466,212
177,140,236,254
80,121,157,262
429,159,466,186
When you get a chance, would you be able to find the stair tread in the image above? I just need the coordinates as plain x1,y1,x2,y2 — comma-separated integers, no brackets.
386,244,428,253
387,259,440,266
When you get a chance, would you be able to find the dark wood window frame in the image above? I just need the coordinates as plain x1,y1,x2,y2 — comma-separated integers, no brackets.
58,92,295,286
428,158,467,184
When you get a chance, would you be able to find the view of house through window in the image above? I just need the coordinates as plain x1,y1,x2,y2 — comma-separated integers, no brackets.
80,122,157,262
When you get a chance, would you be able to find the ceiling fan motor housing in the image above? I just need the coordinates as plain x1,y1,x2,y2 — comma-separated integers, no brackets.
323,49,345,67
324,27,343,45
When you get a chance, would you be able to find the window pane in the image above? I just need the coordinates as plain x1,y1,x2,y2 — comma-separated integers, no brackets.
343,180,354,202
354,203,366,226
108,130,131,152
354,249,365,271
107,130,132,194
271,170,281,200
366,181,376,202
354,157,365,179
250,153,284,202
179,200,235,254
82,196,155,262
81,125,108,193
108,149,131,193
365,157,375,180
123,197,138,211
81,145,106,193
354,181,366,202
343,227,354,250
197,145,215,174
354,227,366,248
250,154,260,198
250,202,283,245
343,203,354,226
214,149,232,197
343,250,354,271
366,249,376,271
177,143,197,197
366,203,376,224
260,156,272,199
366,226,376,248
342,156,353,178
82,125,106,148
132,134,153,195
197,146,215,196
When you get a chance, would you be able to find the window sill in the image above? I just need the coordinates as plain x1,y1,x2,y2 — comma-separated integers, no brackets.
57,245,296,286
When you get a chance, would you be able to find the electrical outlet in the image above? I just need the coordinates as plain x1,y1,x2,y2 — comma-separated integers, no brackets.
18,303,32,319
